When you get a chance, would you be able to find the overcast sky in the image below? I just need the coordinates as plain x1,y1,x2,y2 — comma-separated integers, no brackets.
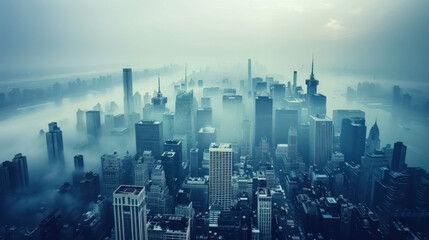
0,0,428,80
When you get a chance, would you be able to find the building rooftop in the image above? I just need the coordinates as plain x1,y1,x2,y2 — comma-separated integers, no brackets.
184,177,208,184
148,214,189,232
209,143,231,149
162,151,176,158
257,187,271,197
199,126,216,133
114,185,144,195
165,139,182,145
136,120,161,125
310,114,332,121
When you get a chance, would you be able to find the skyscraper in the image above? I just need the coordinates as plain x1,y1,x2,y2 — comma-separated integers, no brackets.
222,95,243,142
133,156,149,187
201,97,211,108
133,91,142,117
79,171,100,203
271,84,285,109
164,139,183,175
255,96,273,147
305,56,319,104
367,121,380,154
309,114,333,168
46,122,65,166
150,75,168,121
163,112,175,140
3,153,30,191
161,151,180,194
0,162,11,194
196,108,212,133
147,214,190,240
332,110,365,135
101,152,122,197
392,85,401,109
274,109,298,145
72,155,85,186
76,108,85,132
174,91,196,153
257,188,272,240
113,185,148,240
74,155,84,171
146,163,173,215
190,148,199,177
197,127,216,150
248,59,252,92
86,110,101,141
288,127,298,164
292,71,297,97
135,120,163,158
340,117,366,164
123,68,134,115
392,142,407,171
309,93,326,116
209,143,232,210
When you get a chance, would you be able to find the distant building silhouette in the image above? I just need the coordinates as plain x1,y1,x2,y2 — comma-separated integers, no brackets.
46,122,65,166
123,68,134,115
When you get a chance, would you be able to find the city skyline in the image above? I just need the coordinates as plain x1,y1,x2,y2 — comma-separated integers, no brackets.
0,1,428,239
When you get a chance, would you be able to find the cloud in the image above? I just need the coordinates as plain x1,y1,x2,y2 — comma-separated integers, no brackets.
325,19,344,30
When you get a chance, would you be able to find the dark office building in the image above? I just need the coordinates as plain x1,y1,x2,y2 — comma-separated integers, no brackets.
86,110,101,141
271,84,286,108
350,206,382,240
392,141,407,171
255,96,273,146
174,91,196,151
274,108,299,145
196,108,212,133
161,151,180,194
215,209,249,240
10,153,29,190
79,171,100,203
255,81,268,94
46,122,65,166
383,170,410,211
197,127,216,152
135,120,163,158
190,148,199,177
340,117,366,164
298,123,310,166
72,155,85,186
309,93,326,116
40,210,62,240
0,154,29,193
74,155,84,171
392,85,401,106
164,139,183,169
182,177,209,213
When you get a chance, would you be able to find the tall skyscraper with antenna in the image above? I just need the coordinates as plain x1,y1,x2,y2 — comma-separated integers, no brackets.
150,75,168,120
305,55,319,104
293,71,297,96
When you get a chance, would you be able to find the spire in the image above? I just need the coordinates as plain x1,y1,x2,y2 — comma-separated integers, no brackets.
158,74,161,94
310,53,315,79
